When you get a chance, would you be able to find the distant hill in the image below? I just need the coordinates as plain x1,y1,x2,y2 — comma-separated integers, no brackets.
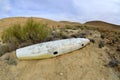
59,21,81,25
0,17,62,33
84,21,120,32
0,17,120,34
0,17,81,34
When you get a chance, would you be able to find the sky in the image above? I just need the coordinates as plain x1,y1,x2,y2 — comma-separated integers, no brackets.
0,0,120,24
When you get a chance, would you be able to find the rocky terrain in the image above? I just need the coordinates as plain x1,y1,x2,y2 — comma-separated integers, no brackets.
0,17,120,80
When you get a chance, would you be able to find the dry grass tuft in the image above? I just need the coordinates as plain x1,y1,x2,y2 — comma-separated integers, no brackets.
1,18,51,55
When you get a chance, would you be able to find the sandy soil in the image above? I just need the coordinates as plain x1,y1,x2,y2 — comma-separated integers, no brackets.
0,42,119,80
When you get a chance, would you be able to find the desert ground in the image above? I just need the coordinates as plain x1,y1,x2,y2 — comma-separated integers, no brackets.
0,17,120,80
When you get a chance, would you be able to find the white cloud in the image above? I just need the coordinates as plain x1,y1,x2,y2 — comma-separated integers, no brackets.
0,0,120,24
0,0,11,17
72,0,120,24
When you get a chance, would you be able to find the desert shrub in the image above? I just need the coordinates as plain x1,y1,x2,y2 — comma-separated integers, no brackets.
50,29,71,39
115,36,120,42
0,44,10,57
60,33,70,39
1,23,22,44
116,46,120,52
108,60,118,68
100,34,105,39
80,26,85,30
56,31,63,39
0,44,4,56
78,33,86,38
22,18,50,43
75,25,82,28
71,34,78,38
7,57,17,65
98,41,105,48
119,35,120,38
84,26,88,29
90,39,95,43
51,31,60,38
1,18,51,52
45,35,54,41
65,25,73,29
64,25,78,30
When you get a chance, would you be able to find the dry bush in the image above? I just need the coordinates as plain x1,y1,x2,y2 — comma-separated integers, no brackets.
1,18,51,53
98,41,105,48
0,44,4,56
65,25,73,29
22,18,50,43
0,44,10,57
1,23,22,44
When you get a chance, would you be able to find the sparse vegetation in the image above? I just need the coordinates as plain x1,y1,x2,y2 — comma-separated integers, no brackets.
0,44,10,57
108,60,118,68
22,18,50,43
116,46,120,52
100,34,105,39
98,41,105,48
71,34,78,38
79,33,86,38
0,44,4,56
7,57,17,65
65,25,80,30
65,25,73,29
1,18,51,53
90,39,95,43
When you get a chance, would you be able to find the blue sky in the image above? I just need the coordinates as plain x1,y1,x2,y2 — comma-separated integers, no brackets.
0,0,120,24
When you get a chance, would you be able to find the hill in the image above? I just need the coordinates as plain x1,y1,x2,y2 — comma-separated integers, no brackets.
0,17,60,34
84,21,120,32
0,17,82,35
0,17,120,33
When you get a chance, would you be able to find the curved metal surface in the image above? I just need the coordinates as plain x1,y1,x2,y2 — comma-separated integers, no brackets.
16,38,90,60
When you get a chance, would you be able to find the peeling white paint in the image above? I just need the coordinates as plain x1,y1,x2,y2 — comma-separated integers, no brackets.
16,38,90,60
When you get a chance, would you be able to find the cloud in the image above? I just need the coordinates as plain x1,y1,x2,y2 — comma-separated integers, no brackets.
10,0,77,15
72,0,120,24
8,0,79,21
0,0,120,24
0,0,11,17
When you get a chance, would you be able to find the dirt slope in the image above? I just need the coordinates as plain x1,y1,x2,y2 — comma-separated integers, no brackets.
0,42,119,80
0,28,120,80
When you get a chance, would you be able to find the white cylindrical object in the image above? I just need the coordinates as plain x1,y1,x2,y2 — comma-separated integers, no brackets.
16,38,90,60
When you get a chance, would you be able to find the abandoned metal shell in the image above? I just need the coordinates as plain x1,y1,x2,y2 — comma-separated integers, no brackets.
16,38,90,60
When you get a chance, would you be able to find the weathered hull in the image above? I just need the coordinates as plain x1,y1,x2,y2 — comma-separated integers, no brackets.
16,38,90,60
